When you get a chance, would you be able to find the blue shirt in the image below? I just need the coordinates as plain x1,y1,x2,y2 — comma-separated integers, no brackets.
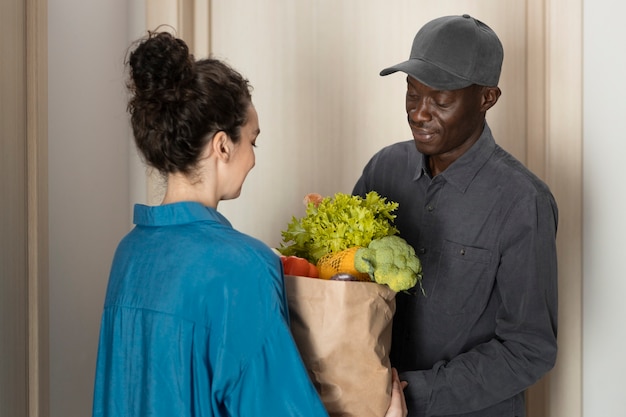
353,124,558,417
92,202,328,417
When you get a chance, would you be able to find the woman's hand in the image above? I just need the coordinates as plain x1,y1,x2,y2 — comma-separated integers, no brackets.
384,368,408,417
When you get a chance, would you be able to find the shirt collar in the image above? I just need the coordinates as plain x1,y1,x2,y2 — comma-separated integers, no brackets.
412,123,496,193
133,201,232,228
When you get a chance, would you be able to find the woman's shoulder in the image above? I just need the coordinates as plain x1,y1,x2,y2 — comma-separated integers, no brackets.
206,224,279,269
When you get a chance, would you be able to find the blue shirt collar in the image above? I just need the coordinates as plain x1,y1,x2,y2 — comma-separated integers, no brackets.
133,201,233,228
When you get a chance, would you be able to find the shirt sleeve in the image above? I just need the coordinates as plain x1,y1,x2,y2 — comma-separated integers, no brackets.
225,318,329,417
401,190,559,415
220,247,329,417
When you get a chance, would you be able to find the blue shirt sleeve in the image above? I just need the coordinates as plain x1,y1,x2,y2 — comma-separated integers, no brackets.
226,314,329,416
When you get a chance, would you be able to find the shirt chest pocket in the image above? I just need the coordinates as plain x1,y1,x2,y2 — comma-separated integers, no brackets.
430,240,493,315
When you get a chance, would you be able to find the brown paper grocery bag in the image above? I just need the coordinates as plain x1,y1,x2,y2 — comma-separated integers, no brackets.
284,275,396,417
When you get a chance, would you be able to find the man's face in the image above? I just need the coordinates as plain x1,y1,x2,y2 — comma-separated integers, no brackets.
405,76,490,162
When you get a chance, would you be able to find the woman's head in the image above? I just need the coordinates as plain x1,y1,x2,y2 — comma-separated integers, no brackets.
126,31,252,176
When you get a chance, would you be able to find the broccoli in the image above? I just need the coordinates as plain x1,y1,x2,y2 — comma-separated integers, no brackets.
354,235,423,293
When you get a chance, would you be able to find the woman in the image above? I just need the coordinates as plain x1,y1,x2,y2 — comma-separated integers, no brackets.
92,31,406,416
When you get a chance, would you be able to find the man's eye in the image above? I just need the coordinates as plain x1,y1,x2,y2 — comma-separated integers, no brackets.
434,98,453,108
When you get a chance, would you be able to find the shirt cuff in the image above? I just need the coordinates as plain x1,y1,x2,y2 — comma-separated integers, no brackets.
399,369,432,416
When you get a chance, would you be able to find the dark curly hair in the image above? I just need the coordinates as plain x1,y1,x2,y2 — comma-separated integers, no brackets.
126,31,252,175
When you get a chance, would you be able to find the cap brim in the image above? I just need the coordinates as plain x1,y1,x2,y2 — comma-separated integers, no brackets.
380,59,473,91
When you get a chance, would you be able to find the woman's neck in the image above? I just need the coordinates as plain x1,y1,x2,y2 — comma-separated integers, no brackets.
161,171,218,208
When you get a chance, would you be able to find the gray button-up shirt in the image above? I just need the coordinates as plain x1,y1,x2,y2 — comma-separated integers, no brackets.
353,124,558,417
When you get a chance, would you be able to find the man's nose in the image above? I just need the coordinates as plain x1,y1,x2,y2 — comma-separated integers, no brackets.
408,100,431,123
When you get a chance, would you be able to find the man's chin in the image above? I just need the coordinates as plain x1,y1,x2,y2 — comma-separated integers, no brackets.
413,139,436,155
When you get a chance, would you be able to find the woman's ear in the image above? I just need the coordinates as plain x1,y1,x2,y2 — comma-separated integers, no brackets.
211,131,232,162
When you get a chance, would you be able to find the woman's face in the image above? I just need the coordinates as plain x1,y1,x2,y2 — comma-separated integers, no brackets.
220,104,259,201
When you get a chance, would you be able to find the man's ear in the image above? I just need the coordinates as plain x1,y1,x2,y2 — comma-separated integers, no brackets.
481,86,501,112
211,131,232,162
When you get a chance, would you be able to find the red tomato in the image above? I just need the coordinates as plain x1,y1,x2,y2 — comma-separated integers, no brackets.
281,256,319,278
307,262,319,278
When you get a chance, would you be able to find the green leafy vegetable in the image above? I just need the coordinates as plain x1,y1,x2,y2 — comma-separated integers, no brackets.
278,192,399,264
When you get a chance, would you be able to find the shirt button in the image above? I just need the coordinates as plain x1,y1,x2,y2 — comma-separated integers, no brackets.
426,204,434,212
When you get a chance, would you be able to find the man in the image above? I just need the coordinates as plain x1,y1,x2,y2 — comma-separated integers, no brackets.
353,15,558,416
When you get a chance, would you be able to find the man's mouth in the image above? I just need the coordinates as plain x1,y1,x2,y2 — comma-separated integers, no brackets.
410,125,437,142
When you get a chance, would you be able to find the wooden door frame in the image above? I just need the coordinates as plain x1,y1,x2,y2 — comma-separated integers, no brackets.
547,0,583,415
26,0,49,415
526,0,583,416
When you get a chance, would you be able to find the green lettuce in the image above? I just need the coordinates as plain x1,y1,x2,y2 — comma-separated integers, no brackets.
278,192,399,264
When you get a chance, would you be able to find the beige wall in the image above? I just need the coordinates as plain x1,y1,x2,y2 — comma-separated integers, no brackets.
47,0,131,416
582,0,626,414
210,0,539,246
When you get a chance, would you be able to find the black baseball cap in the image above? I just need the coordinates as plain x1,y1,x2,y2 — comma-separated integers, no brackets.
380,14,503,90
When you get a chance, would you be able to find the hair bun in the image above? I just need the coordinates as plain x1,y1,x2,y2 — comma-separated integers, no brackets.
128,31,195,101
